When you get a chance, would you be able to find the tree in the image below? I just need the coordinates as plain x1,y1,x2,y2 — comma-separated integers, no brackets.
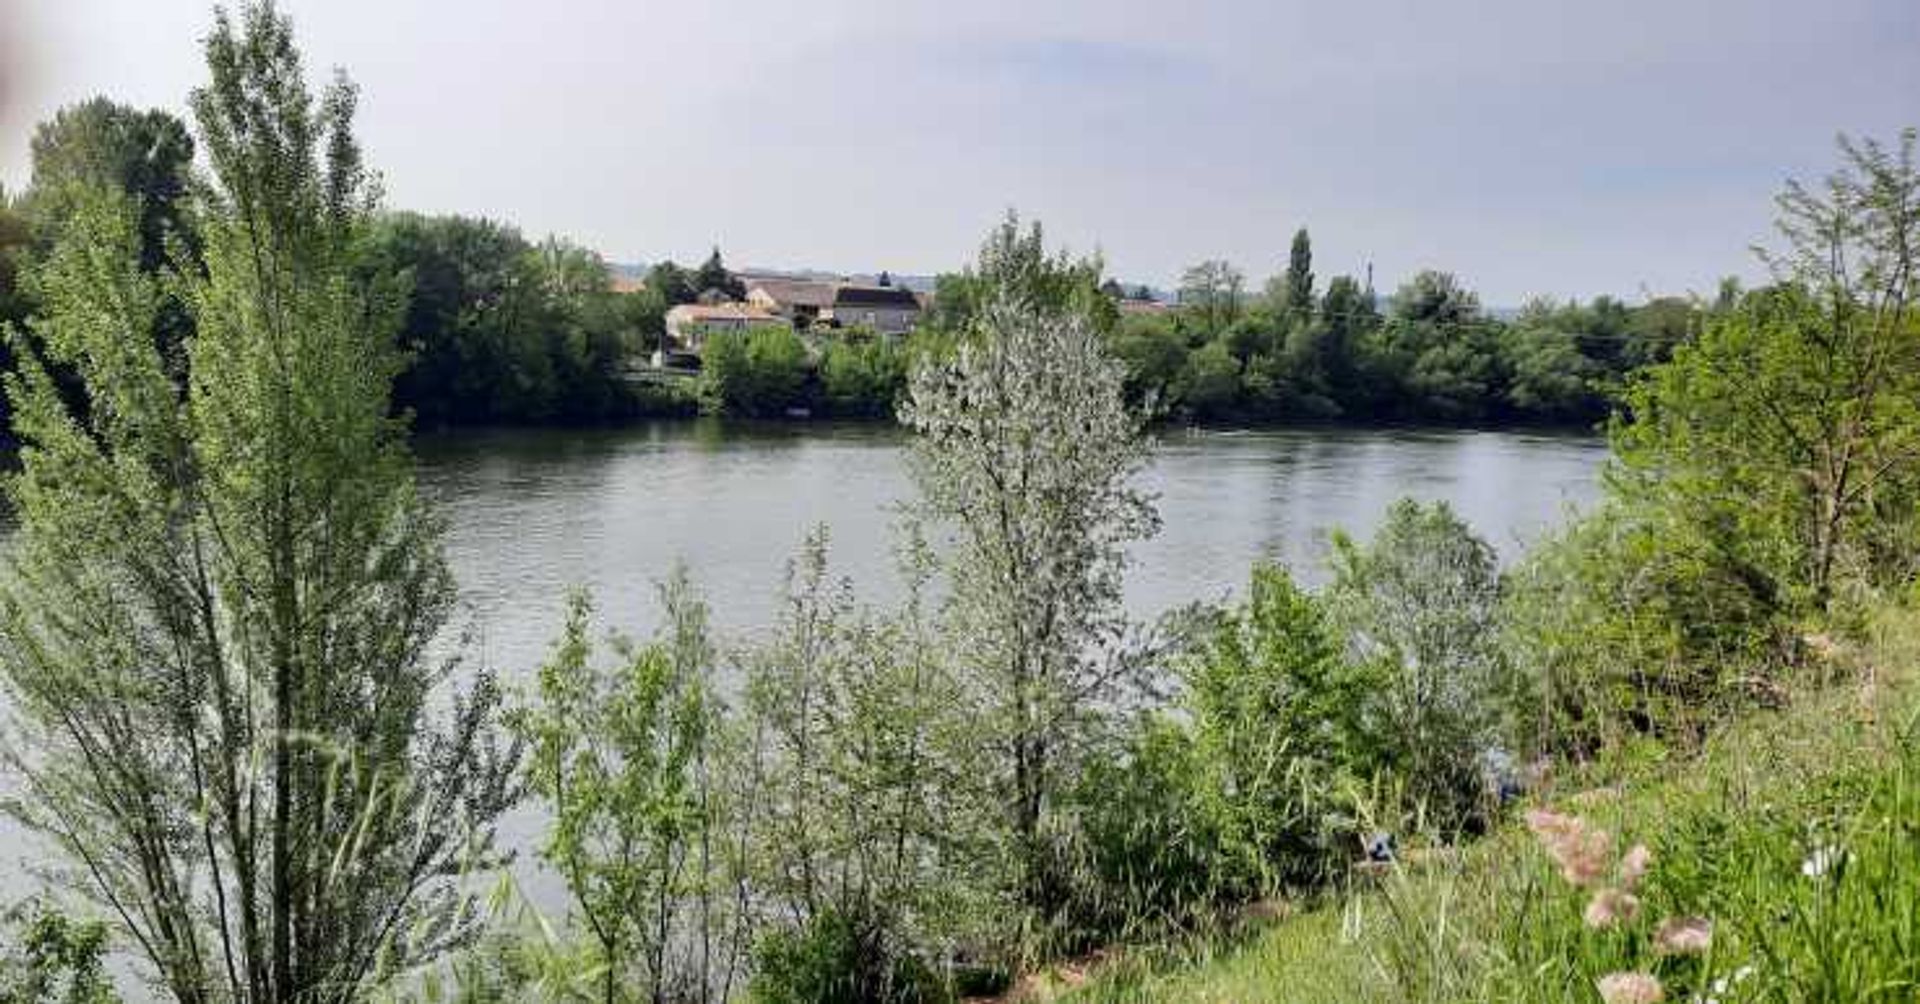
648,259,697,306
0,5,517,1000
1177,259,1244,338
359,215,640,424
1502,299,1603,420
0,902,120,1004
900,283,1159,929
21,98,200,378
1276,228,1314,322
737,530,969,1001
1176,339,1243,421
1109,312,1188,411
924,212,1114,336
1613,129,1920,614
820,336,908,418
1311,274,1376,410
1623,296,1698,370
513,578,742,1004
0,190,29,434
693,247,746,301
697,324,809,417
360,212,536,423
24,97,196,275
1373,270,1503,420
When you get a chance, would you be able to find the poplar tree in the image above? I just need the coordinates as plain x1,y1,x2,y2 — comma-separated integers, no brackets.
1283,227,1314,320
0,4,516,1001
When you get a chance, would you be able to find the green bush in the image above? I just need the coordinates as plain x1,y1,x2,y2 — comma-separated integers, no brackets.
1503,503,1789,756
750,908,953,1004
0,902,119,1004
699,325,811,416
820,336,909,417
1327,499,1506,832
1184,564,1379,888
1066,565,1380,938
1069,716,1227,936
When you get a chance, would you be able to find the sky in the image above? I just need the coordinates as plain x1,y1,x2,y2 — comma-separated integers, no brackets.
1,0,1916,303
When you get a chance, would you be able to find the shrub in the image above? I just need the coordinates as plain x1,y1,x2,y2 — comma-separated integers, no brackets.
0,902,119,1004
699,324,811,416
1327,499,1506,832
749,907,953,1004
820,336,908,417
509,573,747,1001
1066,565,1378,938
1503,503,1788,756
1184,565,1378,888
1069,716,1225,936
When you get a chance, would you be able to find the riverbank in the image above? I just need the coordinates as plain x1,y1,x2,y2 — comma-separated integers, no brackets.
1025,607,1920,1003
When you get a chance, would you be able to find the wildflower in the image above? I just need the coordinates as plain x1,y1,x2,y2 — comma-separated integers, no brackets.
1585,887,1642,929
1526,809,1614,887
1653,915,1712,955
1597,971,1665,1004
1694,964,1755,1004
1800,844,1847,878
1619,843,1653,891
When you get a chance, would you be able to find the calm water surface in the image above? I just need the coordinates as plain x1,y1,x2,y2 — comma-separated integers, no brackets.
1,419,1607,913
414,419,1605,678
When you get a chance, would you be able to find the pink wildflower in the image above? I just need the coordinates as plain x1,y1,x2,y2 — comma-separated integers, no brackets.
1653,915,1713,955
1596,971,1665,1004
1619,843,1653,891
1584,887,1642,929
1525,809,1614,887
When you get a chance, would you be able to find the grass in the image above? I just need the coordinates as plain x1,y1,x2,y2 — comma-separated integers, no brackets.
1054,610,1920,1003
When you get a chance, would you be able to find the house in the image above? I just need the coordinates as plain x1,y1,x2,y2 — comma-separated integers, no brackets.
825,284,921,335
1118,297,1172,318
664,303,788,353
745,277,923,336
745,278,839,326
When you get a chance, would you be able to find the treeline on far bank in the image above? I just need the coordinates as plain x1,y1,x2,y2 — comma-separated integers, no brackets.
1,99,1712,440
683,222,1715,426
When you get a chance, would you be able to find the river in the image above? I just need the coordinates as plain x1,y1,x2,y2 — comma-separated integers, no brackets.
1,419,1608,918
414,420,1606,673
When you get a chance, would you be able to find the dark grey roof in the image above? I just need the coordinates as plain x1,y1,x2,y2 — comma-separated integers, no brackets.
833,285,921,308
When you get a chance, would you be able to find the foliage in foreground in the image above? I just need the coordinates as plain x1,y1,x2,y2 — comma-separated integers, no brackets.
510,576,745,1003
1068,612,1920,1002
1507,129,1920,757
0,902,120,1004
0,5,517,1000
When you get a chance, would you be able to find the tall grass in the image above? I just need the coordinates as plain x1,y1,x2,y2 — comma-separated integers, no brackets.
1066,610,1920,1003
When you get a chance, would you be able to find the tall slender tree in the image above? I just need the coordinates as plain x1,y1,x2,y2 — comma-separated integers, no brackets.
1282,227,1315,320
0,5,517,1001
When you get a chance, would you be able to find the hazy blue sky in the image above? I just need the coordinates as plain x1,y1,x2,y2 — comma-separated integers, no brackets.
2,0,1916,302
